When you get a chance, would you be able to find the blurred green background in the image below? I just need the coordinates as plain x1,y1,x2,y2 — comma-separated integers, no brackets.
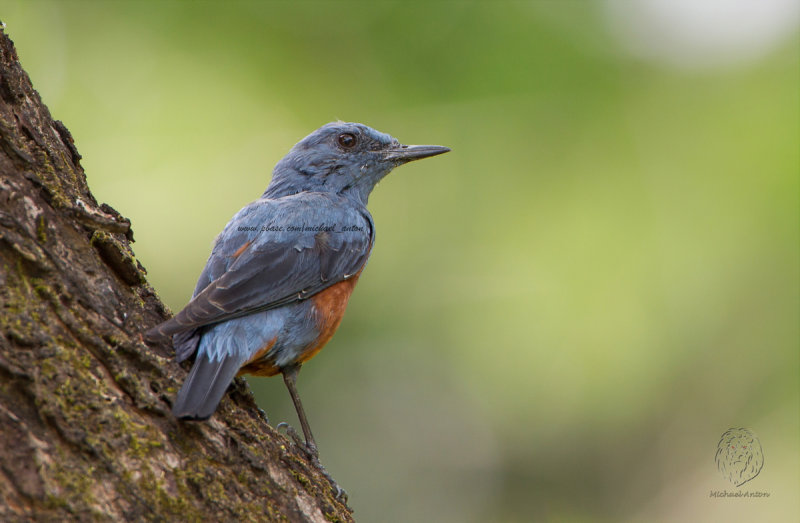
4,1,798,521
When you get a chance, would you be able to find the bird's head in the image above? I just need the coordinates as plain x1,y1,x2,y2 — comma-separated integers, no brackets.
264,122,449,203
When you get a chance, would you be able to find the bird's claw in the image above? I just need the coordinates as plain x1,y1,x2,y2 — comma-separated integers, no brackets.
276,422,306,449
275,422,348,504
311,456,348,504
334,484,349,503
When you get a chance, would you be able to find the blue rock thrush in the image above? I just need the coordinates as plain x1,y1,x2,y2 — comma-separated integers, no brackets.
145,122,449,463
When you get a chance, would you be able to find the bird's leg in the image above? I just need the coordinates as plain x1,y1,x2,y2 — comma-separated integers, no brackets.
281,363,318,458
279,364,348,503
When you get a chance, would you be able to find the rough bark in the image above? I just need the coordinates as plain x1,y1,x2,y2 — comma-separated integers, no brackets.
0,28,353,522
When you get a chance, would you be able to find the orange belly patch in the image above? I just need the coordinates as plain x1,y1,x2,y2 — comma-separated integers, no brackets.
235,271,362,376
298,272,362,364
237,336,279,377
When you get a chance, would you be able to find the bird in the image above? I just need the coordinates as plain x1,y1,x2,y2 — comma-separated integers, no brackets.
145,121,449,465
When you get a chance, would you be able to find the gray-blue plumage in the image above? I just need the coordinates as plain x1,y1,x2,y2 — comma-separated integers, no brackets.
145,122,449,422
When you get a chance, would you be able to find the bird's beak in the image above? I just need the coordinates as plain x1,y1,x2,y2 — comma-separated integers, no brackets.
383,144,451,164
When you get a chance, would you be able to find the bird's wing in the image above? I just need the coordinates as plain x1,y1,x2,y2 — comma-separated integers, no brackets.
145,193,373,341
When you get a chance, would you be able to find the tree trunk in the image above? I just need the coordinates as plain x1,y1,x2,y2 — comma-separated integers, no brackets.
0,28,352,522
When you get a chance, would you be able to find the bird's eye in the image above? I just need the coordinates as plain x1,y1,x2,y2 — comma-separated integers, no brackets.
337,133,357,149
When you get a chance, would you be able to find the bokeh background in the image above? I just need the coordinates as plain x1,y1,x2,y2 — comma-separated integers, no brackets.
4,1,798,521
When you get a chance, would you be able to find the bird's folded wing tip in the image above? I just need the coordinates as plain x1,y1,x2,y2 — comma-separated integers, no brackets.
143,323,172,343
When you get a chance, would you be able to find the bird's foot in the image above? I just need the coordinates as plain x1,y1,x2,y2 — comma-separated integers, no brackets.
310,457,348,503
275,423,348,503
276,422,306,449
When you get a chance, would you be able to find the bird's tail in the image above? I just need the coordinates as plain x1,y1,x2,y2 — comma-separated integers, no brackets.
172,352,247,420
